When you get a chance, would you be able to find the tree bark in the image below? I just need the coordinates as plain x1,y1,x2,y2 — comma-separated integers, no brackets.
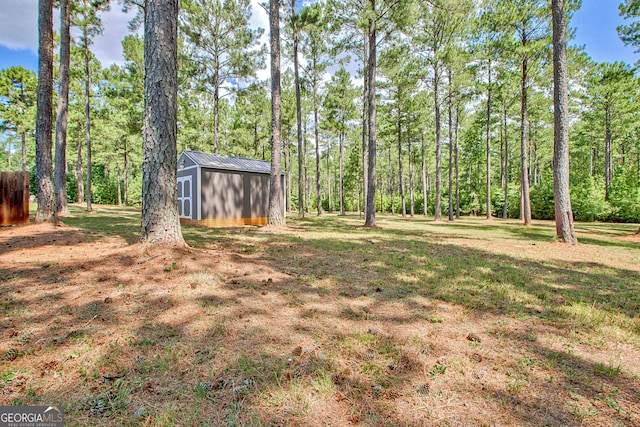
140,0,185,245
362,33,369,216
434,67,442,221
313,56,322,216
389,142,394,214
409,123,414,217
35,0,55,223
552,0,577,244
520,54,532,225
76,130,84,203
421,131,427,216
364,1,377,227
124,140,129,205
213,74,220,154
293,10,304,219
340,129,345,215
84,32,93,212
267,0,284,227
455,103,460,219
447,69,453,221
21,132,27,173
54,0,70,215
503,101,508,219
398,109,406,218
486,59,492,220
604,104,612,200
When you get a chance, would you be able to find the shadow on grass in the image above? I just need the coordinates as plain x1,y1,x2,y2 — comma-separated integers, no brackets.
2,208,639,425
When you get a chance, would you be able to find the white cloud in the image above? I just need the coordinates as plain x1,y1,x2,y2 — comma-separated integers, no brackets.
92,7,138,67
0,0,39,52
250,0,270,81
0,0,136,66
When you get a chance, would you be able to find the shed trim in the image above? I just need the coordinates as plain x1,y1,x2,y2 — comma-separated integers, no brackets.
179,164,198,172
196,164,202,220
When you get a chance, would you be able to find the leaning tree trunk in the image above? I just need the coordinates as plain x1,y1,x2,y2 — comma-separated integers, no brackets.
364,3,377,227
35,0,55,223
552,0,577,244
267,0,284,227
140,0,185,245
520,54,532,226
54,0,70,215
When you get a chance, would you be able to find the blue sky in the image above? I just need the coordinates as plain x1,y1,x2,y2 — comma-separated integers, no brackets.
573,0,639,64
0,1,638,73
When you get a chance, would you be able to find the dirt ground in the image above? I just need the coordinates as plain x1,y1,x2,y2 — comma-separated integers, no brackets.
1,214,639,426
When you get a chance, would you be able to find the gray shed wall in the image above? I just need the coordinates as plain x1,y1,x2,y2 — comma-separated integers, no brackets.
200,168,270,220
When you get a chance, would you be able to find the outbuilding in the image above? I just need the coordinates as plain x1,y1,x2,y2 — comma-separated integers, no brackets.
176,150,285,227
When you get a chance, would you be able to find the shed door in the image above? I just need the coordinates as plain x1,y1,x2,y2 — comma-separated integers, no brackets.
177,176,192,219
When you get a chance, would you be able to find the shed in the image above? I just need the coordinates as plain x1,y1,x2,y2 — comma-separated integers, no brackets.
176,150,285,227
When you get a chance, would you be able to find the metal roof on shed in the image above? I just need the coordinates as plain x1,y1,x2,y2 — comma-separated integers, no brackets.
181,150,282,174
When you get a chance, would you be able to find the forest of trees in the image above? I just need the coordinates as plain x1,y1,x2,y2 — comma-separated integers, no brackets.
2,0,640,225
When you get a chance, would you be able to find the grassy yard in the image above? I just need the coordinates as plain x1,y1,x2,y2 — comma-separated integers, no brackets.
1,205,639,426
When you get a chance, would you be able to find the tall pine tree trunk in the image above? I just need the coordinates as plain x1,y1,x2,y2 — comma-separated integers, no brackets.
124,140,129,205
54,0,70,215
364,1,377,227
447,69,453,221
552,0,577,244
35,0,55,223
604,104,612,200
314,58,322,216
455,103,460,219
267,0,284,227
76,131,84,203
520,54,532,225
421,131,427,216
293,14,304,218
503,101,509,219
362,33,368,216
486,59,492,220
116,155,122,206
340,129,345,215
84,36,93,212
140,0,185,245
22,132,27,173
434,67,442,221
409,124,414,217
213,73,220,154
398,111,406,218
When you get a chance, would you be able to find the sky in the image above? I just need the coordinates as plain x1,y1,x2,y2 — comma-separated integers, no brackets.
0,0,638,74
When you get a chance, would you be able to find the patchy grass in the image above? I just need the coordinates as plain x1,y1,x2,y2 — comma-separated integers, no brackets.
0,204,639,426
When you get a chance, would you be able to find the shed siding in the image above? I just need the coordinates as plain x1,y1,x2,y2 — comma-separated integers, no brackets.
201,169,270,220
178,152,197,169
